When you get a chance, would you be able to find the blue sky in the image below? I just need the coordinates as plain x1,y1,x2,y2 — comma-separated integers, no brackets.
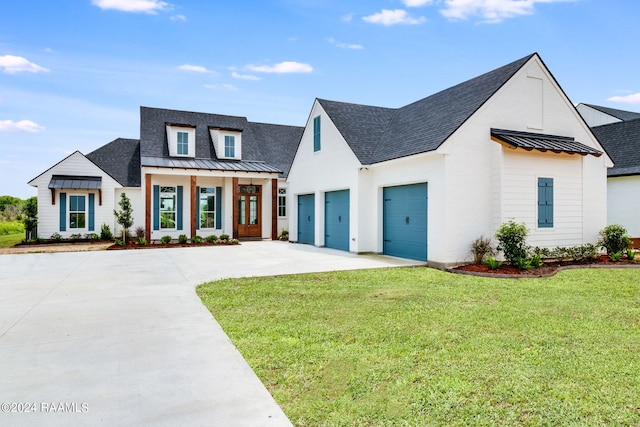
1,0,639,198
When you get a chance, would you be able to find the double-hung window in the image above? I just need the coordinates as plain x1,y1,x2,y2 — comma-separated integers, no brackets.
199,187,216,228
224,135,236,158
177,132,189,155
69,195,86,229
160,186,177,229
537,177,554,228
278,188,287,217
313,116,321,152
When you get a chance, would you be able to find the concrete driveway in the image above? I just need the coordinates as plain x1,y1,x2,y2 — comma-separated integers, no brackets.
0,241,421,426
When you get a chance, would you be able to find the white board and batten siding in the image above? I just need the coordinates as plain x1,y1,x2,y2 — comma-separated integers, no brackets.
608,176,640,237
29,151,122,239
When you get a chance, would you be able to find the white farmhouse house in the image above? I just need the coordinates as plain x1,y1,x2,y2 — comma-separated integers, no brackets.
588,112,640,237
287,53,612,266
29,107,303,241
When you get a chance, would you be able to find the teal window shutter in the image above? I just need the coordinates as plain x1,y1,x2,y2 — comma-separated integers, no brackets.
88,193,95,231
59,192,67,231
196,186,200,230
177,185,183,230
538,178,554,228
153,185,160,230
216,186,222,229
313,116,321,152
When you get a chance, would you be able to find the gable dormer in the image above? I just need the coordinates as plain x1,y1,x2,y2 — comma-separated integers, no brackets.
210,127,242,160
166,124,196,158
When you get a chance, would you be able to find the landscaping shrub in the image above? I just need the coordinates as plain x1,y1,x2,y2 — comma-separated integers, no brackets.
135,226,145,239
484,256,502,270
100,224,113,240
51,232,62,241
192,235,203,244
84,233,100,240
599,224,631,255
609,252,622,262
160,235,172,244
205,234,218,244
279,230,289,241
0,220,24,235
219,234,230,241
69,233,82,240
495,220,529,265
530,253,543,268
470,236,495,264
627,249,636,261
178,234,188,244
138,237,148,246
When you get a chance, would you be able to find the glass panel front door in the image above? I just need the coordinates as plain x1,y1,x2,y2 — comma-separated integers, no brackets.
237,187,261,237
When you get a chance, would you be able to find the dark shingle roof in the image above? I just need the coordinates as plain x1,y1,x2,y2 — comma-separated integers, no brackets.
582,104,640,122
491,129,602,157
86,138,141,187
319,54,536,165
591,118,640,176
139,107,303,177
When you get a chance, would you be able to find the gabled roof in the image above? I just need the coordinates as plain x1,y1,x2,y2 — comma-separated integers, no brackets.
491,129,602,157
318,53,536,165
591,118,640,176
139,107,303,177
86,138,141,187
580,104,640,122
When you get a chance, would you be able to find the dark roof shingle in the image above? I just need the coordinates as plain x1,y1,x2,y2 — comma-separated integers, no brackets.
591,118,640,176
86,138,141,187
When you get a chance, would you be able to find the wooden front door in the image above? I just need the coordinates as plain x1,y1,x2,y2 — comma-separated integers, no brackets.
237,185,261,238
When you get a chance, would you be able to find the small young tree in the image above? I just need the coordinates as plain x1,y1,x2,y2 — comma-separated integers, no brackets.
114,193,134,244
22,196,38,240
495,220,529,265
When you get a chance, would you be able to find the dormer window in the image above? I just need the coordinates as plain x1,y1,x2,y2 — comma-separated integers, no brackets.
224,135,236,158
210,128,242,160
166,125,196,158
177,132,189,155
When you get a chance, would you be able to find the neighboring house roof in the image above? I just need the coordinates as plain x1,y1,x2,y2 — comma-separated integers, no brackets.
139,107,303,177
591,118,640,176
491,129,603,157
86,138,141,187
318,53,536,165
580,103,640,122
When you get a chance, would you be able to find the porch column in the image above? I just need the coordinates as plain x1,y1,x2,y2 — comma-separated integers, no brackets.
232,177,239,239
271,178,278,240
145,174,151,241
190,175,197,238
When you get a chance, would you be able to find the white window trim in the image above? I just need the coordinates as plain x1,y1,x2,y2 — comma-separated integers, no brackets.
278,187,287,218
166,125,196,158
210,129,242,160
199,187,216,229
68,194,87,231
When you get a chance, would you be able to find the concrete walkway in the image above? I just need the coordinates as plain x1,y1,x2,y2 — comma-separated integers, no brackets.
0,241,422,426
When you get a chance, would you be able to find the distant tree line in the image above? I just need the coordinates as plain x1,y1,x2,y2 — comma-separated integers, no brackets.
0,195,38,238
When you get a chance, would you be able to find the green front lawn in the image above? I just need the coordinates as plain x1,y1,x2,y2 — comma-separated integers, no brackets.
197,267,640,426
0,232,23,247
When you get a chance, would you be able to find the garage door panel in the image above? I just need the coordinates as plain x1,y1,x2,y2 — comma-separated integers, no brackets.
325,190,349,251
383,183,427,261
297,194,315,245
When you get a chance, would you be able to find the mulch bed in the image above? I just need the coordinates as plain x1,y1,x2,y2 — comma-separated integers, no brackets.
452,255,640,278
106,241,239,250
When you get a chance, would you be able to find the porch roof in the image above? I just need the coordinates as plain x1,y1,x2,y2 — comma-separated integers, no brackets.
48,175,102,190
491,128,603,157
141,156,282,174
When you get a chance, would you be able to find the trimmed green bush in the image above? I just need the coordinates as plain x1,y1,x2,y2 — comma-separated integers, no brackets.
192,235,203,244
219,234,230,241
160,235,172,244
495,220,529,265
484,256,502,270
100,224,113,240
205,234,218,243
599,224,631,255
178,234,188,244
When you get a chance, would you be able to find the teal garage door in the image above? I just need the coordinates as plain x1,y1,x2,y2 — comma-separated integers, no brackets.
297,194,315,245
383,183,427,261
325,190,350,251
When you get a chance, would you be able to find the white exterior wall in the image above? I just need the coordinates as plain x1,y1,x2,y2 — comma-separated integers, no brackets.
29,152,122,239
576,104,621,127
114,188,143,236
287,101,362,250
608,176,640,236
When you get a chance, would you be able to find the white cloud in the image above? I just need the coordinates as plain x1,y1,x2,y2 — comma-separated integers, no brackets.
0,55,49,74
178,64,211,73
245,61,313,74
363,9,426,26
170,14,186,21
327,38,363,50
608,93,640,105
440,0,576,23
232,71,261,81
204,84,238,91
403,0,434,6
0,120,45,132
91,0,169,14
